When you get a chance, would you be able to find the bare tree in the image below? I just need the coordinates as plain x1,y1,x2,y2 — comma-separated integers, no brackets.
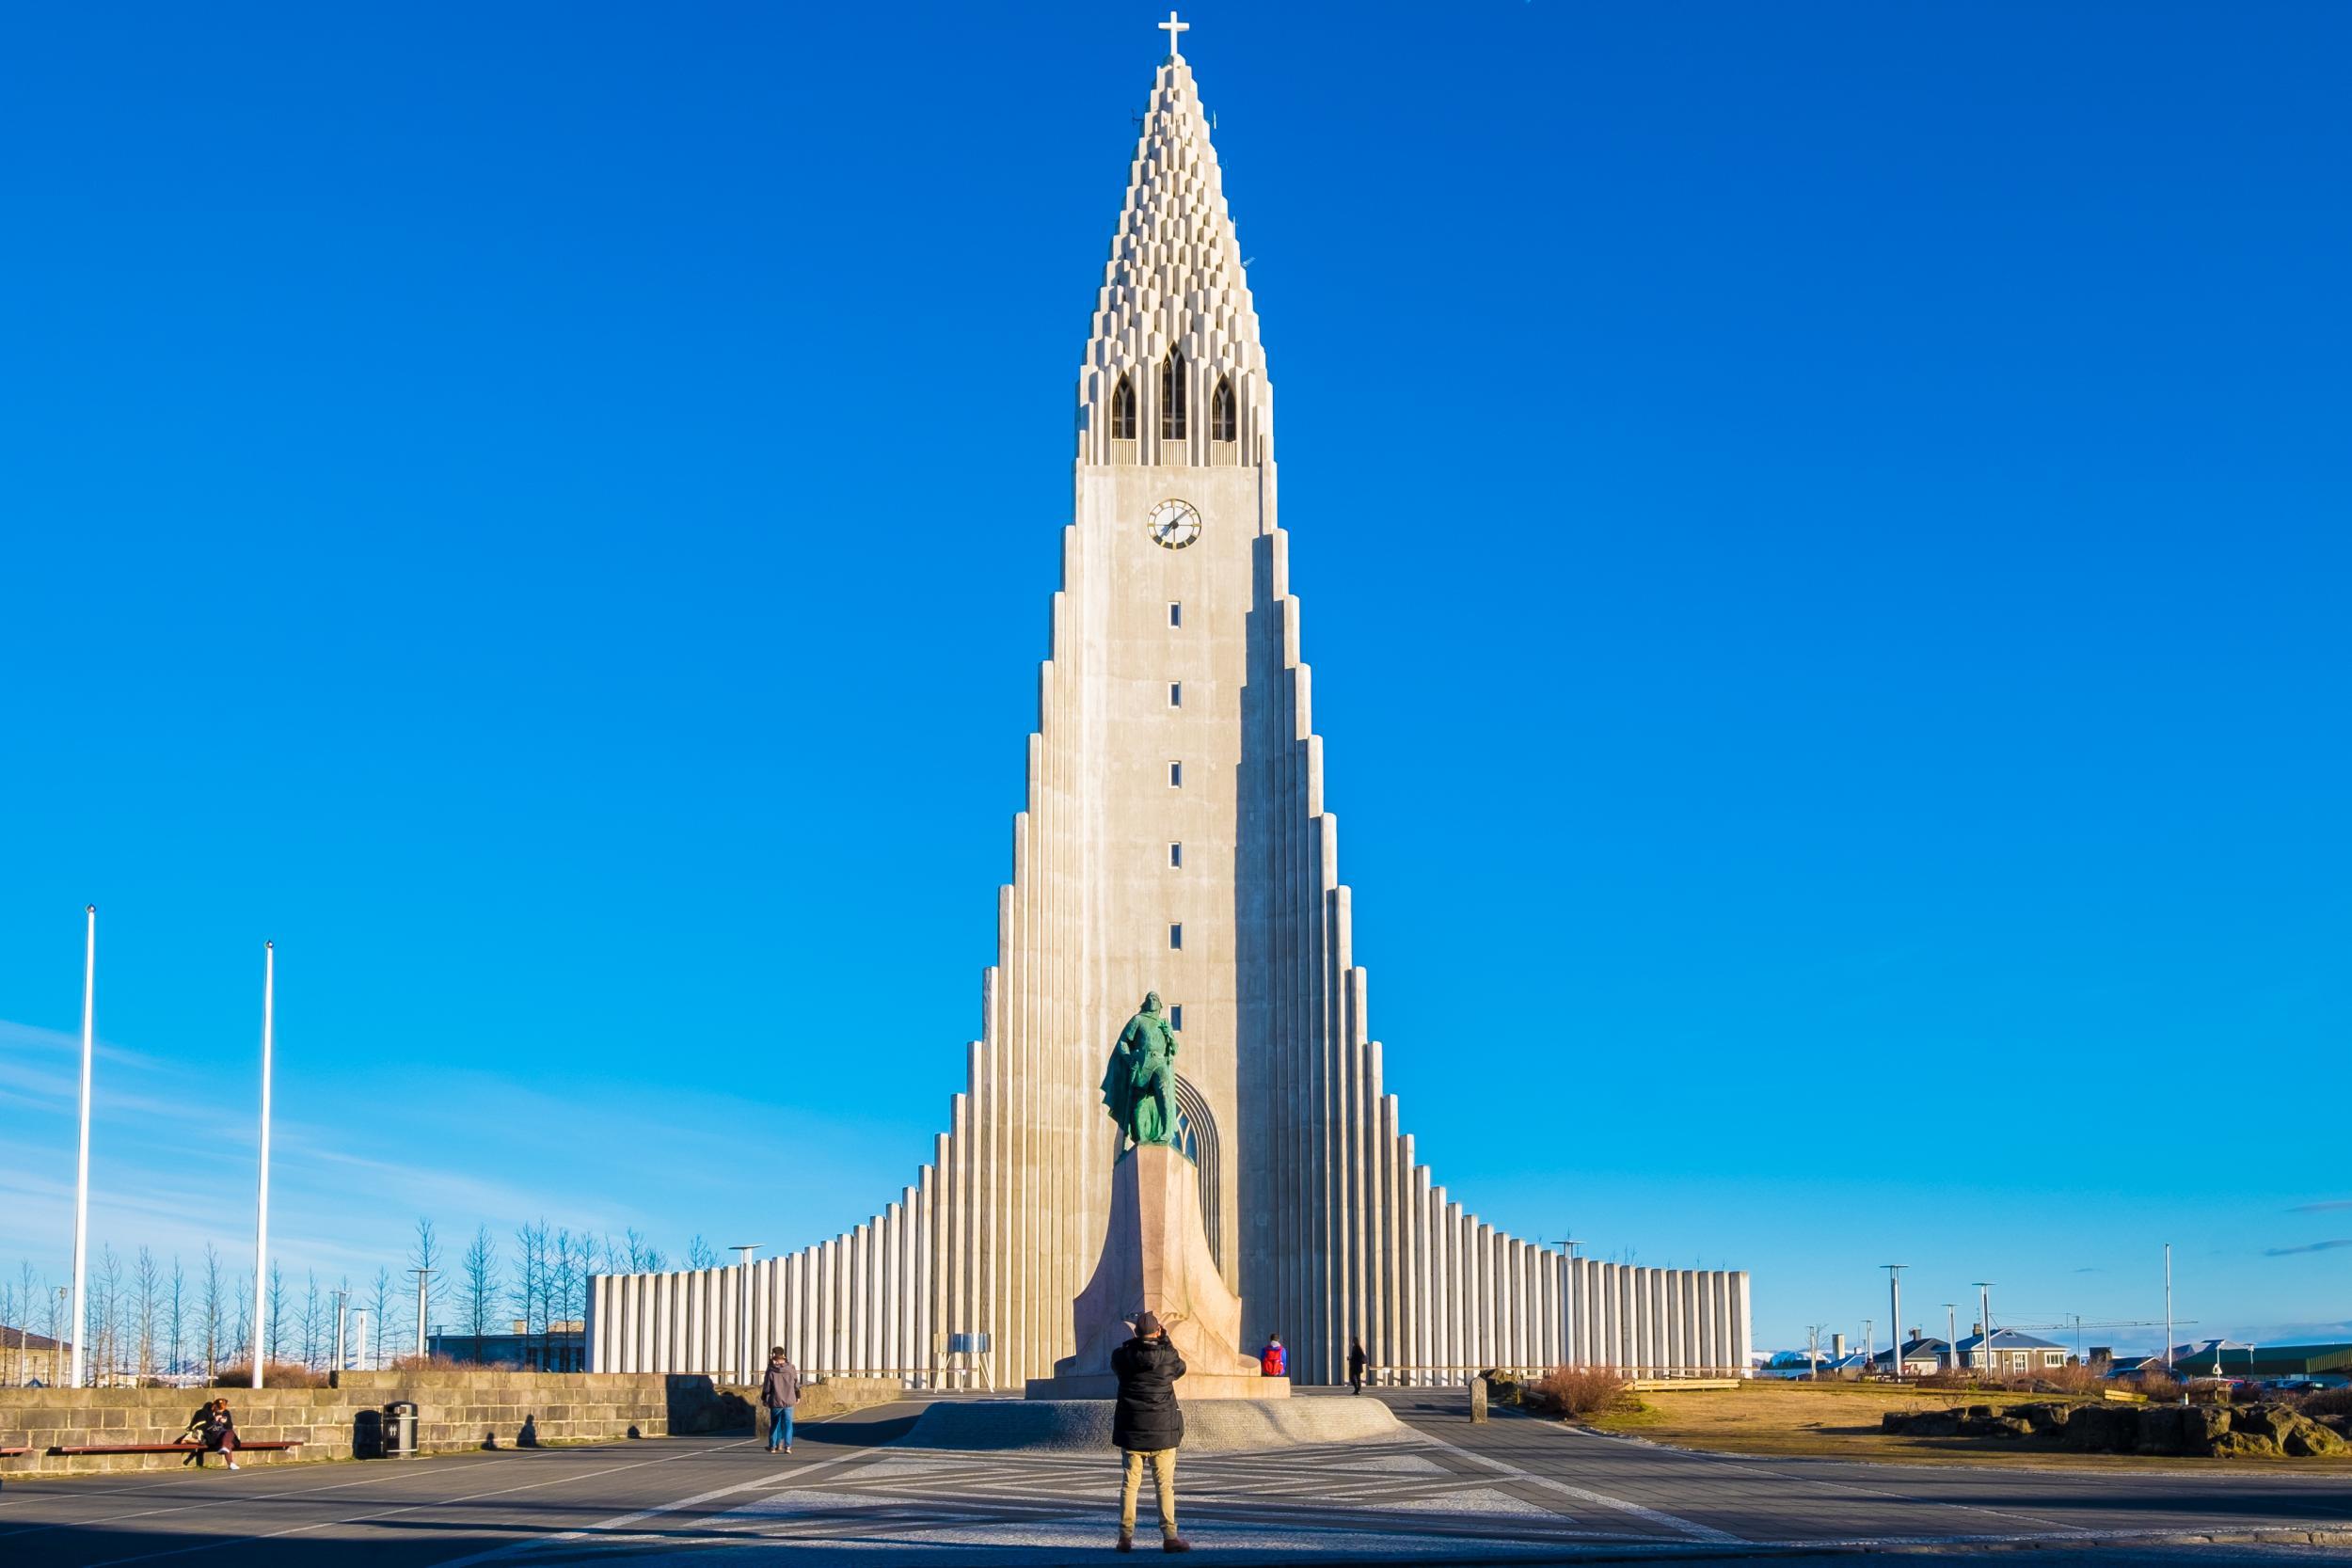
95,1244,124,1384
265,1259,287,1365
134,1246,162,1380
3,1267,18,1387
200,1246,224,1378
686,1235,718,1269
298,1271,323,1369
550,1230,582,1370
167,1256,186,1378
44,1277,68,1386
234,1269,254,1371
367,1266,398,1370
24,1260,45,1387
463,1226,501,1364
625,1228,663,1273
408,1218,447,1352
511,1221,549,1365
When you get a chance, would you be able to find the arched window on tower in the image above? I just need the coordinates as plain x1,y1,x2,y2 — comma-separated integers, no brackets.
1160,353,1187,441
1210,376,1236,443
1110,373,1136,441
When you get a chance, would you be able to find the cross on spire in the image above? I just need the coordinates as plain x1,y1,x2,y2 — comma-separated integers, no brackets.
1158,9,1189,59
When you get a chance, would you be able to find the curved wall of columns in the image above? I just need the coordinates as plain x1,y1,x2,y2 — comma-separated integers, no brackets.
589,1243,1752,1386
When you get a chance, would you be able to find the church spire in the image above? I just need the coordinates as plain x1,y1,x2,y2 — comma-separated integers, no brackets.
1077,30,1270,467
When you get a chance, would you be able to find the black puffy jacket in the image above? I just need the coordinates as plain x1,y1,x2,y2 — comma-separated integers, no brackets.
1110,1335,1186,1450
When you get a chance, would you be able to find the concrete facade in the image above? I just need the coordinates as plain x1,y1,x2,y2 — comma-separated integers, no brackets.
591,41,1752,1390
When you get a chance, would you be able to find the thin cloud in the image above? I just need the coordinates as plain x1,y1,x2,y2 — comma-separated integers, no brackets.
2265,1239,2352,1257
0,1018,169,1072
2291,1200,2352,1213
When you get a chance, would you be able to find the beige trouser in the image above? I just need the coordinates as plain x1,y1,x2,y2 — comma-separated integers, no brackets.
1119,1447,1178,1536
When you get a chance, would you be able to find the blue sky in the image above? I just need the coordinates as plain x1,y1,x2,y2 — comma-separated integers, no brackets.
2,1,2346,1357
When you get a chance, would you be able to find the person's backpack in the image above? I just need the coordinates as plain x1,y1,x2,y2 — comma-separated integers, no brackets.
1260,1344,1283,1377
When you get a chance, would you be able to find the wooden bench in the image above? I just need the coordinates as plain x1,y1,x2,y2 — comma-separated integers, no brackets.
51,1441,301,1456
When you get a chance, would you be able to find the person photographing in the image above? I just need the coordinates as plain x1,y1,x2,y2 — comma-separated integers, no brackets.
1111,1309,1191,1553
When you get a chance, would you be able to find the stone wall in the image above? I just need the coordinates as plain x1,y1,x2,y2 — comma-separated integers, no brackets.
681,1378,908,1436
0,1370,696,1478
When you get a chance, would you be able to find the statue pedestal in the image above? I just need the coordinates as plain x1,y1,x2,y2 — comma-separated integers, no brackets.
1025,1142,1289,1402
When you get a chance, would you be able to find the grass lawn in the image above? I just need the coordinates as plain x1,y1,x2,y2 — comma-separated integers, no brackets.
1577,1382,2352,1470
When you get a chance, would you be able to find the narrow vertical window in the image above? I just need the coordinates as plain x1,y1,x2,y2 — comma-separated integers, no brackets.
1169,842,1183,868
1168,601,1182,627
1211,375,1236,441
1169,761,1182,786
1169,682,1182,707
1169,923,1184,950
1169,1004,1184,1031
1160,353,1187,440
1110,373,1136,441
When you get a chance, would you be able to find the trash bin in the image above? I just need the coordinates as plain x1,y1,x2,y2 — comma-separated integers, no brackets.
389,1401,419,1459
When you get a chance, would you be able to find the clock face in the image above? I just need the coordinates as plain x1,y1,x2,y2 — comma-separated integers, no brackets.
1149,499,1202,550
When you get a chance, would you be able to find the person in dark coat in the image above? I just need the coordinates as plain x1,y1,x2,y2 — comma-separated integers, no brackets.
1110,1309,1190,1553
178,1400,214,1466
1348,1338,1368,1395
191,1398,240,1469
759,1346,802,1454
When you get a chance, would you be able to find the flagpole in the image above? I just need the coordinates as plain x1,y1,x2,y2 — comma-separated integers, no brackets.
69,906,96,1388
252,942,275,1389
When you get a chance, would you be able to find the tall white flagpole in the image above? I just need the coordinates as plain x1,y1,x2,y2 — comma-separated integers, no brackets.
252,942,275,1389
69,906,96,1389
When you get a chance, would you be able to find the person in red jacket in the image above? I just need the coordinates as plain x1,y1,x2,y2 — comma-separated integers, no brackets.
1258,1337,1286,1378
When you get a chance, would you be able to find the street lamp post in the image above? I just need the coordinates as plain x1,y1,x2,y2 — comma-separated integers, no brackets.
1882,1265,1907,1379
411,1269,434,1361
2163,1243,2173,1377
1972,1282,1995,1376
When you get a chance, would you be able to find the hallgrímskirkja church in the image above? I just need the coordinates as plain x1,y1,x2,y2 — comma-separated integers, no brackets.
591,17,1752,1389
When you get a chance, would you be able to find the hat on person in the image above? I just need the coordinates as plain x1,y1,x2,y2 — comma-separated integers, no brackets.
1133,1310,1165,1338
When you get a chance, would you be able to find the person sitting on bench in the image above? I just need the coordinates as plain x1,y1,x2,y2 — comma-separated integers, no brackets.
188,1398,240,1470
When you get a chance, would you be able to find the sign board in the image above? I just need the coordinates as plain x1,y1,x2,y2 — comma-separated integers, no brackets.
946,1332,991,1354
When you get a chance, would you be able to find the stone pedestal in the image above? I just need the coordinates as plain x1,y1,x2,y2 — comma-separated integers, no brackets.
1025,1143,1289,1401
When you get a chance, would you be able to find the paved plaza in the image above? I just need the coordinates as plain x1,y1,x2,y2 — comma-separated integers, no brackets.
5,1392,2352,1566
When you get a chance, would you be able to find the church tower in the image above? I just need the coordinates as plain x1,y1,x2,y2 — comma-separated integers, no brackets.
590,21,1752,1390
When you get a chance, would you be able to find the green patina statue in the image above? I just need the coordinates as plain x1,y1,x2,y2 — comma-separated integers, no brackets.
1102,990,1182,1150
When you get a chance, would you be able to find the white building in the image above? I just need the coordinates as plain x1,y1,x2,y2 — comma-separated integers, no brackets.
590,18,1753,1390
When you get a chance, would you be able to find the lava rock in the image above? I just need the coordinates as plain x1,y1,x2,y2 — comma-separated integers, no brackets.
2283,1416,2348,1457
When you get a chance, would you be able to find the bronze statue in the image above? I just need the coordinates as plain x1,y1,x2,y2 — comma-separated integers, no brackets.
1102,990,1181,1149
